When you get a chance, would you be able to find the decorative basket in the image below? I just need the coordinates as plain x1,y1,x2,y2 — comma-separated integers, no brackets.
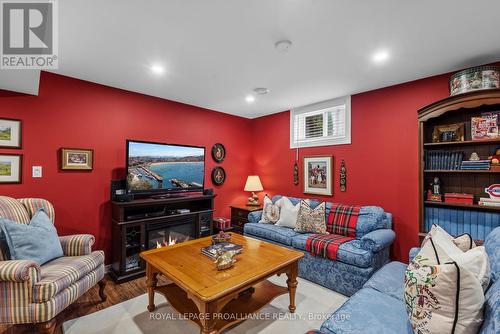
449,66,500,96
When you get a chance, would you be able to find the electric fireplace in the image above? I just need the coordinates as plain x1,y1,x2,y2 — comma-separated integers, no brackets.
147,217,196,249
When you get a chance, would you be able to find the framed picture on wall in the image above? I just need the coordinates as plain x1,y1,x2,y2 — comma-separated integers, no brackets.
0,118,22,149
0,154,22,183
60,148,93,170
303,155,333,196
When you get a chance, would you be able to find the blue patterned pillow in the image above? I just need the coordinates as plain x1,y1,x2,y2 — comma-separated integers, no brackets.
0,209,63,265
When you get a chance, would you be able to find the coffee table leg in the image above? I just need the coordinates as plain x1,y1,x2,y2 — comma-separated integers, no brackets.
198,300,217,334
146,263,158,312
286,262,298,313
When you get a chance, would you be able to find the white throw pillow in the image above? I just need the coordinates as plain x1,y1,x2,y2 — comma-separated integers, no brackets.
275,197,300,229
423,224,476,252
405,255,485,334
419,226,490,290
405,231,490,334
258,195,280,224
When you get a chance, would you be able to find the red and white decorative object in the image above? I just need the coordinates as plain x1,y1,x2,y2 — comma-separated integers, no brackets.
485,184,500,199
444,193,474,205
214,217,231,230
479,184,500,207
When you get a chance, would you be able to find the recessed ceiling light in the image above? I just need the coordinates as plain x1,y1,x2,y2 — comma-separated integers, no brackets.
150,64,165,75
245,95,255,103
253,87,269,95
372,50,390,64
275,40,292,53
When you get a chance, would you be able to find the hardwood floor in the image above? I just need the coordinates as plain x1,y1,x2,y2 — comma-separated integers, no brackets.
0,274,170,334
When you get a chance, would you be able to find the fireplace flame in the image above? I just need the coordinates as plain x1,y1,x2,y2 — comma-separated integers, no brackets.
156,235,179,249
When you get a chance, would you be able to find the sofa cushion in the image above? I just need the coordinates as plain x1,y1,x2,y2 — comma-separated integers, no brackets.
244,223,300,246
33,250,104,302
271,195,390,238
291,233,375,268
480,279,500,334
320,288,413,334
363,261,407,300
484,226,500,283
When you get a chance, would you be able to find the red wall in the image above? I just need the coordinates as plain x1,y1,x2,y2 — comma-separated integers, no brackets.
0,72,253,259
251,73,454,262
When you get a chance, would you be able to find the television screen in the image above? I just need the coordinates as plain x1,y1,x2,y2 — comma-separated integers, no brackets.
126,140,205,193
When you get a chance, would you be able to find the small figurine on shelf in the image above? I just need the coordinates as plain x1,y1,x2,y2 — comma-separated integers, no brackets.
427,177,443,202
488,147,500,171
469,152,480,161
215,250,238,270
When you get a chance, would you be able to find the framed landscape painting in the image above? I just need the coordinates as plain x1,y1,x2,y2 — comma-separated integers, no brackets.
0,118,22,149
0,154,22,183
61,148,93,170
303,155,333,196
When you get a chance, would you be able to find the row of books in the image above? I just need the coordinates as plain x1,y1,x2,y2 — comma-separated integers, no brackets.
478,197,500,207
460,160,491,170
425,151,463,170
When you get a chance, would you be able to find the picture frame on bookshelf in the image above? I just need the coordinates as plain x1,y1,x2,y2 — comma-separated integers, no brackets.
432,123,465,143
471,113,499,141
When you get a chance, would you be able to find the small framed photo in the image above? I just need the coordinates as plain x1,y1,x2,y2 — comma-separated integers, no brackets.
303,155,333,196
0,118,22,149
0,154,22,183
432,123,465,143
60,148,93,170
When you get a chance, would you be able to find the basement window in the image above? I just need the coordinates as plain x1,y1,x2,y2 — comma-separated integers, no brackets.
290,96,351,148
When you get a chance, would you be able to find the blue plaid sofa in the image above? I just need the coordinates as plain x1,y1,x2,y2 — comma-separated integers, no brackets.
243,195,395,296
316,226,500,334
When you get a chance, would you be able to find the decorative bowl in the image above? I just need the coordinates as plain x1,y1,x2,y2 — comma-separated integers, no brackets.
211,233,231,244
449,66,500,96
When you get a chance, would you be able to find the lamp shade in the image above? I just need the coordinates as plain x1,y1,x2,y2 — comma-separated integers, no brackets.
244,175,263,192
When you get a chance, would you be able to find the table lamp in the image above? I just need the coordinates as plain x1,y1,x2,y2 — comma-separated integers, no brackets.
244,175,263,206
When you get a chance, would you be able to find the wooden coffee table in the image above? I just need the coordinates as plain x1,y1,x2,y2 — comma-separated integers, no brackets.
140,233,304,334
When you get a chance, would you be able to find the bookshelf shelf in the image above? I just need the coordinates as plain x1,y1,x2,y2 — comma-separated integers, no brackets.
423,170,500,173
418,89,500,241
424,201,500,212
424,138,500,147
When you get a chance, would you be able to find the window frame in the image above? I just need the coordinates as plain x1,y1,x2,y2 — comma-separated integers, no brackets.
290,95,351,148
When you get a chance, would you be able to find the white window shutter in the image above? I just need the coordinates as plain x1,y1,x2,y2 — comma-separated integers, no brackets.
290,96,351,148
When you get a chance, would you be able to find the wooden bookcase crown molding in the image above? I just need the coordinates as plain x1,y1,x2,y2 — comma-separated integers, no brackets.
418,89,500,122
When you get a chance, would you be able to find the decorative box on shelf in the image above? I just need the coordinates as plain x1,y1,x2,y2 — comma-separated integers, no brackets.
444,193,474,205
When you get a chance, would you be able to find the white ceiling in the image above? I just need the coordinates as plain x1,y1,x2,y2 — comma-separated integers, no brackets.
24,1,500,117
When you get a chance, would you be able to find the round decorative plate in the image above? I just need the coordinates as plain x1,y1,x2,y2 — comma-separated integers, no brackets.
211,167,226,185
211,143,226,163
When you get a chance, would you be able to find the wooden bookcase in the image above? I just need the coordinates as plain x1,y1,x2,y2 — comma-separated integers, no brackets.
417,89,500,243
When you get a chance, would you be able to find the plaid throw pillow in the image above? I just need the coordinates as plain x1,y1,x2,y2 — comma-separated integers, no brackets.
294,201,327,234
327,203,361,238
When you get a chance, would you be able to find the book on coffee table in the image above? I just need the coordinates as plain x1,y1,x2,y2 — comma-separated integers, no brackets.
201,242,243,259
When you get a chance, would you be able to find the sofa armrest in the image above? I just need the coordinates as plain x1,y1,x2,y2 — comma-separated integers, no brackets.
359,229,395,252
409,247,421,262
247,210,262,224
0,260,40,283
59,234,95,256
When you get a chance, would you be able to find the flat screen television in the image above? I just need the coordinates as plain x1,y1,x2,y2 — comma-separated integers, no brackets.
126,140,205,195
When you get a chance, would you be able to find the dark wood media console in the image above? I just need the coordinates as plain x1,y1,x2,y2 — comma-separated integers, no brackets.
110,194,215,283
